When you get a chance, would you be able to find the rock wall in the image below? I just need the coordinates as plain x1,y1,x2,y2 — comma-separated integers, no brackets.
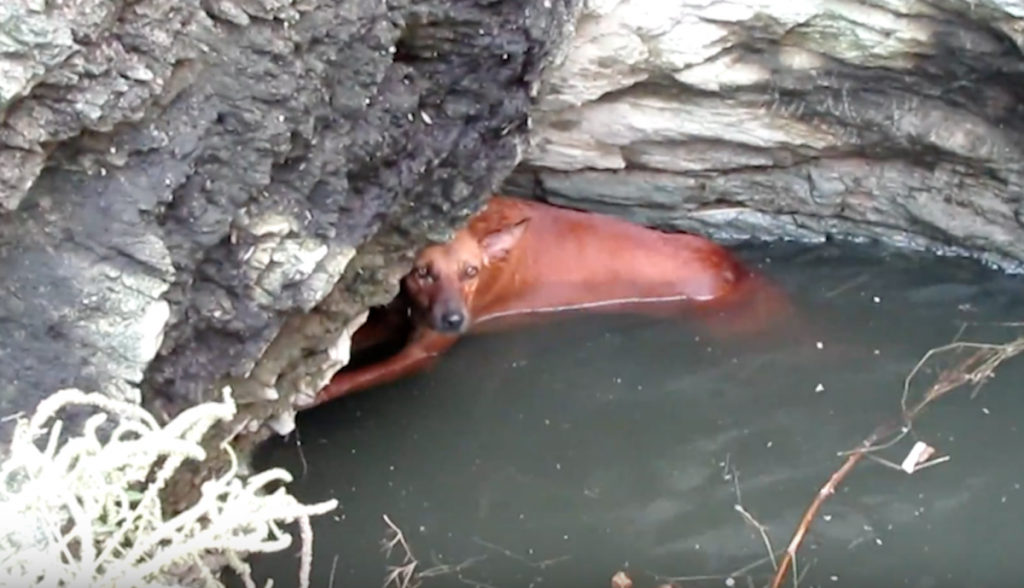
0,0,581,447
5,0,1024,457
506,0,1024,272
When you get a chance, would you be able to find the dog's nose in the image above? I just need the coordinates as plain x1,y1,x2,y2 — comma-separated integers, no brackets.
439,311,465,332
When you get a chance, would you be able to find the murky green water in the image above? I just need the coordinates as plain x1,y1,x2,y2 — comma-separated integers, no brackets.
244,241,1024,588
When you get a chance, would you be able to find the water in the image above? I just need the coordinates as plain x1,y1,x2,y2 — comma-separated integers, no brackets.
244,241,1024,588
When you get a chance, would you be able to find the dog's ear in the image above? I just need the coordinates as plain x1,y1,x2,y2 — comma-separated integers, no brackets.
480,218,530,262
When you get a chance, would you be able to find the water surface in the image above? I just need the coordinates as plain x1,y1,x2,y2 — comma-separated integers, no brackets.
247,241,1024,588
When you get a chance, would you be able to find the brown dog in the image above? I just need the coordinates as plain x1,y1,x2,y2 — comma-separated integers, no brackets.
310,196,794,408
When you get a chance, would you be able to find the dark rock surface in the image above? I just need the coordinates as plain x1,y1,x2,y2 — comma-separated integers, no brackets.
503,0,1024,273
0,0,581,446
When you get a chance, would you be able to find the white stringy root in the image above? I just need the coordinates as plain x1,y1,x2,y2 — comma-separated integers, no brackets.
0,387,338,588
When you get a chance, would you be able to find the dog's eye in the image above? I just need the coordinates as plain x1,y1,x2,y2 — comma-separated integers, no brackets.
463,265,478,279
414,266,431,280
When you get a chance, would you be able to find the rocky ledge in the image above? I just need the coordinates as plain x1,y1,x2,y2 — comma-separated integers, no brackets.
507,0,1024,273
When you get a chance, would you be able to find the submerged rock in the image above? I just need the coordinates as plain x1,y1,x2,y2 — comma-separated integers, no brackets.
507,0,1024,272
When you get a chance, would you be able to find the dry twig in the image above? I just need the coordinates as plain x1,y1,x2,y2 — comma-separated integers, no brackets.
650,463,788,588
382,515,418,588
380,515,485,588
768,334,1024,588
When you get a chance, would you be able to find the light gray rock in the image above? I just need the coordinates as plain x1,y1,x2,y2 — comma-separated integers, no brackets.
508,0,1024,271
